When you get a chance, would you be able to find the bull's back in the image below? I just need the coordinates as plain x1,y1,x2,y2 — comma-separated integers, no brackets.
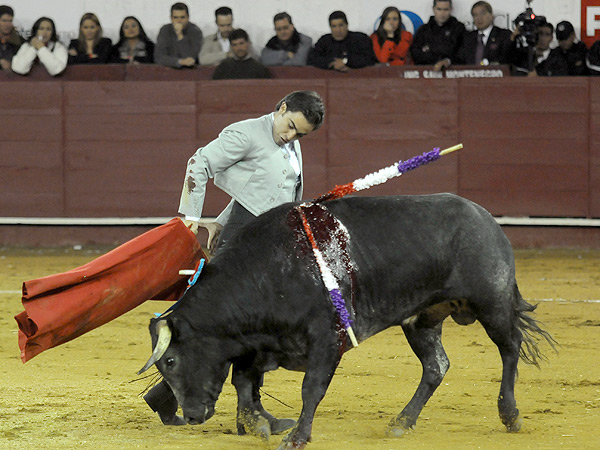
225,194,513,338
326,193,503,256
316,195,511,329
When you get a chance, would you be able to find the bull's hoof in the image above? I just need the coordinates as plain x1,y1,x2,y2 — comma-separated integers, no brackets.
275,436,307,450
386,424,414,437
270,418,296,435
505,414,523,433
238,414,271,440
254,416,272,440
159,413,186,426
386,416,415,437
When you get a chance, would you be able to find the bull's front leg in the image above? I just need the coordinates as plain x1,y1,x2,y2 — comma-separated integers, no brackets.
231,360,295,439
276,343,341,450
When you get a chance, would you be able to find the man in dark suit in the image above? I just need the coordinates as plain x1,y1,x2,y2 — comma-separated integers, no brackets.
456,1,511,65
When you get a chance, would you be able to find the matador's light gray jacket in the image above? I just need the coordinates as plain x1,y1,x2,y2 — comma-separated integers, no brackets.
179,113,303,224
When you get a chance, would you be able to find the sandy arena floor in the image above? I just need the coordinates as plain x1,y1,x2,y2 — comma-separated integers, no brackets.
0,247,598,450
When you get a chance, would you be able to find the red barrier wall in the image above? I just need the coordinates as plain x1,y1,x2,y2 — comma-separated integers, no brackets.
1,65,599,247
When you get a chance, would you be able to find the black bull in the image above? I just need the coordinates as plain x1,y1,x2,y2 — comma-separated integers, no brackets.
139,194,554,450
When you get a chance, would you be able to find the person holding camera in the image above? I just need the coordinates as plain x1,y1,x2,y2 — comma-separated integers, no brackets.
509,20,555,76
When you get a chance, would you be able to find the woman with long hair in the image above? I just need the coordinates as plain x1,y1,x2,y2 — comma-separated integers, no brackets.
68,12,112,64
371,7,412,65
109,16,154,64
12,16,67,75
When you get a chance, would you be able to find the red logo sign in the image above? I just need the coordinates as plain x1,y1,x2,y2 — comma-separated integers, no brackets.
582,0,600,47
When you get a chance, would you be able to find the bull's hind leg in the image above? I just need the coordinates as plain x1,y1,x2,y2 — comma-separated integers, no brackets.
387,321,448,436
477,305,523,432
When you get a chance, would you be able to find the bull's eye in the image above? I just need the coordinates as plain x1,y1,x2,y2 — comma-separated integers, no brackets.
165,357,175,367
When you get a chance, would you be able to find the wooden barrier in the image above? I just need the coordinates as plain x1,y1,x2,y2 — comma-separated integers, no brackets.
1,65,599,247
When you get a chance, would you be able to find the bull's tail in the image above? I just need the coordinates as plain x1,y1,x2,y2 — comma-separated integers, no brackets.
513,285,558,367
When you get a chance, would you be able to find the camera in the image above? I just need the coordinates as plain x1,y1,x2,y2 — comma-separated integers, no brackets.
513,0,546,46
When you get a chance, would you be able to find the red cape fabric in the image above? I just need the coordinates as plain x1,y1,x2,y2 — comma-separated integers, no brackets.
15,218,205,363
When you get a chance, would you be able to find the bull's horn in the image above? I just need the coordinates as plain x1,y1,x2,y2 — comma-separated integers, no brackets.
137,320,172,374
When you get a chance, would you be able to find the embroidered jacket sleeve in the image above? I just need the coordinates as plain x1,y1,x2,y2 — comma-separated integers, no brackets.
179,127,252,218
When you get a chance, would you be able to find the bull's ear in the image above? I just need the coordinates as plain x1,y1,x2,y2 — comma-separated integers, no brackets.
138,320,172,374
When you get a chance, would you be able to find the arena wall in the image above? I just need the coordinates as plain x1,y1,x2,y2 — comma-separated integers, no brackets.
1,65,599,248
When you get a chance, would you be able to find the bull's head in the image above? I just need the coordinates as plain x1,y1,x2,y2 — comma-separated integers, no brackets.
138,316,230,425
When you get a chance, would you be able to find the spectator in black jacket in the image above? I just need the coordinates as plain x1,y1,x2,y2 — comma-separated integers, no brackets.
411,0,465,71
587,39,600,75
308,10,377,72
540,21,588,76
109,16,154,64
68,12,112,64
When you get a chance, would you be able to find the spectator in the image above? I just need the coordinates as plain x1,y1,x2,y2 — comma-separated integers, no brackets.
261,12,312,66
0,5,24,71
200,6,231,66
541,21,588,76
370,6,412,66
68,13,112,64
587,39,600,75
308,10,377,71
456,1,512,65
109,16,154,64
510,21,556,76
212,28,270,79
12,17,67,76
155,2,202,68
410,0,466,71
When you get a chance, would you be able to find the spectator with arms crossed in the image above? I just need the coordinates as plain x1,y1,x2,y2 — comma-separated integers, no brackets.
261,12,312,66
309,10,377,72
155,2,202,68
